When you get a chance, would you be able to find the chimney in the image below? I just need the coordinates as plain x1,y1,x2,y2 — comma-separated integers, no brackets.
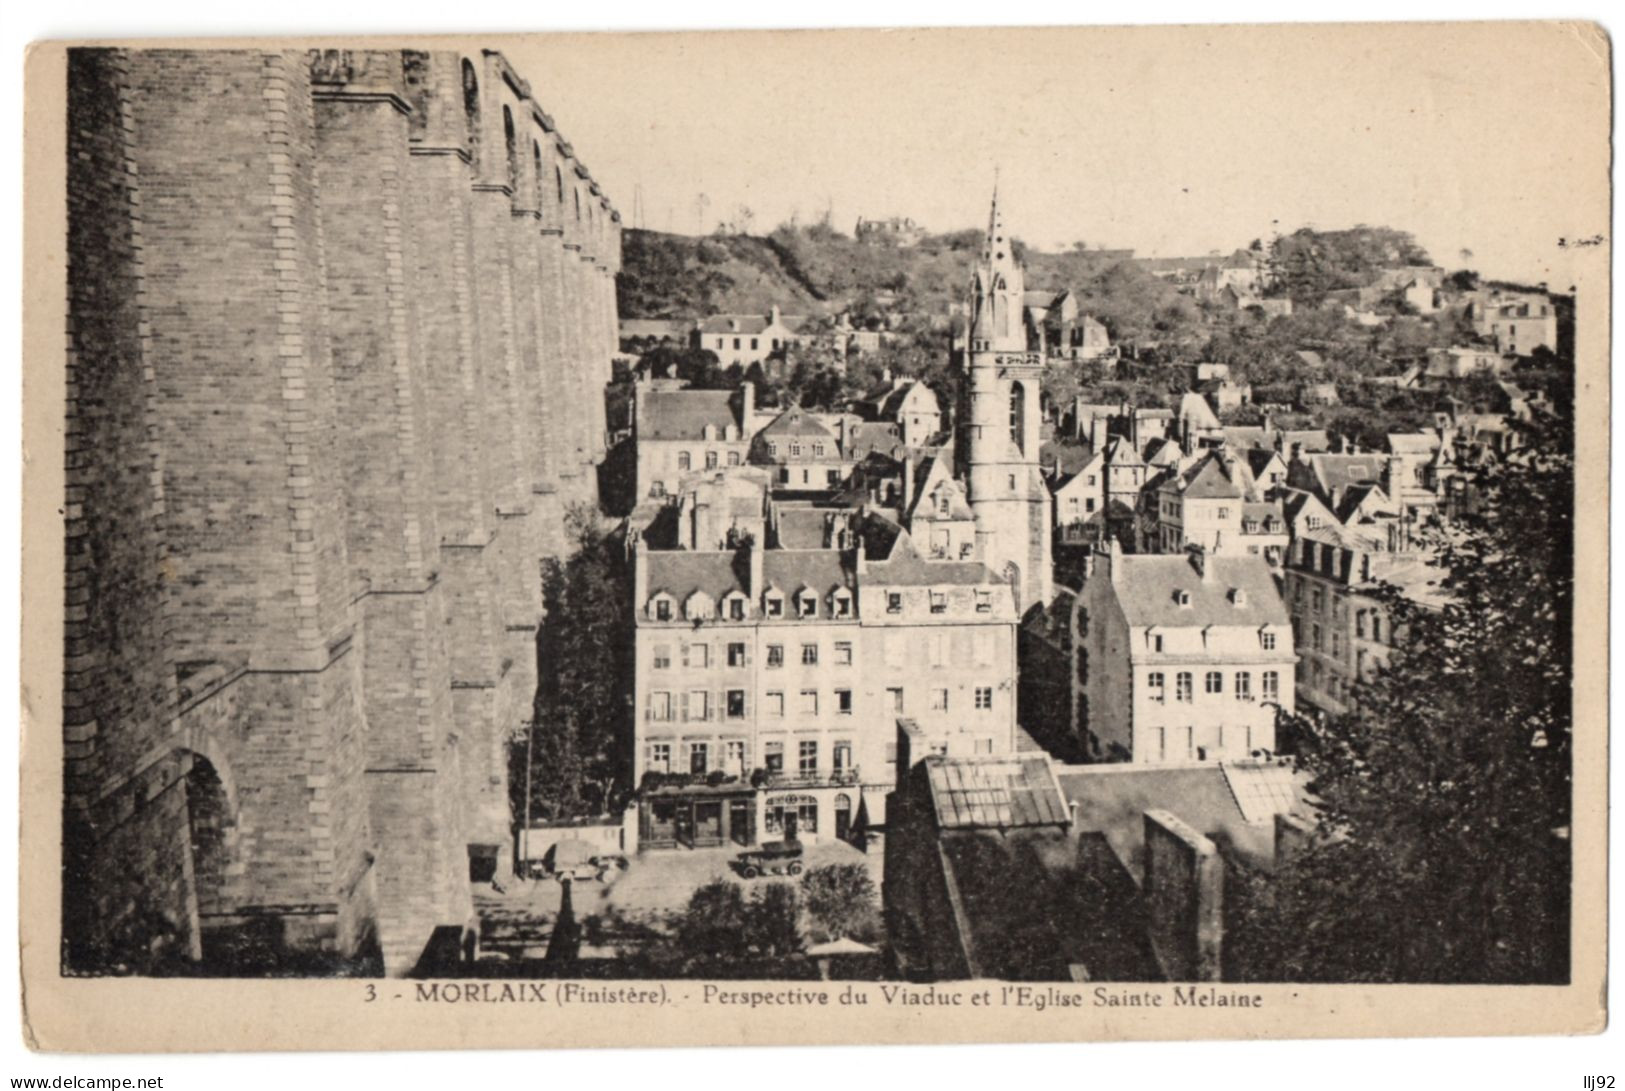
902,456,915,511
770,304,781,326
632,381,645,438
855,538,867,578
740,380,755,426
633,537,648,608
728,318,739,332
749,536,764,601
1107,537,1123,587
1188,544,1215,583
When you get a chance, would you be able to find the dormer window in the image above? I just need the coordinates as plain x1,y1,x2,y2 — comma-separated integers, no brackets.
797,590,817,619
831,589,852,618
764,590,784,618
685,591,716,622
812,442,825,458
790,442,802,458
723,591,749,621
651,594,674,621
1174,590,1192,607
1229,588,1248,606
725,424,739,442
929,590,948,615
975,590,992,613
937,492,951,517
703,423,717,441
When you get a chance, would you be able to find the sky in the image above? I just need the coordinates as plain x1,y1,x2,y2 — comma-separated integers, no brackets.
508,22,1609,286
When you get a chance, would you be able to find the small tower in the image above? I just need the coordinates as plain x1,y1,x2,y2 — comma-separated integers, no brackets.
957,187,1051,613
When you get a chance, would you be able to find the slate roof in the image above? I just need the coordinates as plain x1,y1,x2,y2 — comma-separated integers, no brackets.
864,528,1000,587
1387,432,1442,456
697,312,809,336
762,549,854,597
1241,500,1286,533
1058,761,1309,874
843,421,905,461
1309,453,1384,498
644,550,749,604
757,407,836,440
1105,553,1289,629
1177,392,1221,431
1166,453,1242,500
640,389,738,441
926,757,1072,830
1243,448,1285,479
773,506,845,550
1042,440,1098,480
1334,481,1391,522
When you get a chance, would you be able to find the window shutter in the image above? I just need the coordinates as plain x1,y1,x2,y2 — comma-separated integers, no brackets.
714,691,724,723
680,692,689,722
681,644,689,668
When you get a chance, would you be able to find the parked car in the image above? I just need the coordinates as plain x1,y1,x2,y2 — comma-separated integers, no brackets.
733,840,804,879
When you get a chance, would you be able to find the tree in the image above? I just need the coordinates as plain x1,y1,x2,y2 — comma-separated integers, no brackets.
667,879,804,971
518,506,633,823
673,880,752,962
1227,405,1573,984
798,863,881,943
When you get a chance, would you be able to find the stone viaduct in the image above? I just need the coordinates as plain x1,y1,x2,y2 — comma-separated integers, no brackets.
63,47,620,976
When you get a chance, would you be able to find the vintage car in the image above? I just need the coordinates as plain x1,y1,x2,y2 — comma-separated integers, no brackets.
733,840,804,879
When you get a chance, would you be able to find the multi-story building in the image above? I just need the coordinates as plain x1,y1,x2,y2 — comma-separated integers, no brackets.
632,381,756,501
1150,452,1245,554
1469,289,1558,356
1284,531,1445,715
1426,345,1512,379
692,305,810,369
853,376,945,447
631,529,1019,848
1072,542,1296,763
750,406,850,492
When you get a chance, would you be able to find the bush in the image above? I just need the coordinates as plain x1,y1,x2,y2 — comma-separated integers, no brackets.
799,863,882,943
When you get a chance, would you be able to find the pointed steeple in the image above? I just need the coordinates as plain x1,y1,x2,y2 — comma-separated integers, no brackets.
969,183,1025,352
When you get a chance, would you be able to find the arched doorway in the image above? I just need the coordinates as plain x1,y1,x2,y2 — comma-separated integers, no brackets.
181,751,238,966
834,793,853,843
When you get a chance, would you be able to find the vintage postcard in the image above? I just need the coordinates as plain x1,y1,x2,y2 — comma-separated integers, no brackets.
18,21,1609,1052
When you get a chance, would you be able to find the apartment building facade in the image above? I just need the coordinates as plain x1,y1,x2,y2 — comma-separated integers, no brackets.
631,533,1018,847
1072,543,1296,763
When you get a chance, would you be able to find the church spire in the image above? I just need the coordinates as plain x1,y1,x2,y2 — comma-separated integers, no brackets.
970,184,1024,352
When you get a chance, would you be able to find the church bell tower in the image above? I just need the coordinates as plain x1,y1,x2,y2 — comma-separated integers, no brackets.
957,188,1051,614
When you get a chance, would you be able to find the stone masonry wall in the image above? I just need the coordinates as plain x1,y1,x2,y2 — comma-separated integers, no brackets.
63,45,620,976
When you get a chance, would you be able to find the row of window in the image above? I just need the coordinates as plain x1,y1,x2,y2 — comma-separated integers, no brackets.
712,336,784,352
675,450,741,471
886,589,994,614
646,738,853,778
1146,631,1276,652
648,586,854,623
765,440,829,459
652,640,856,670
1145,670,1280,702
1143,723,1259,763
779,467,844,487
646,683,997,721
